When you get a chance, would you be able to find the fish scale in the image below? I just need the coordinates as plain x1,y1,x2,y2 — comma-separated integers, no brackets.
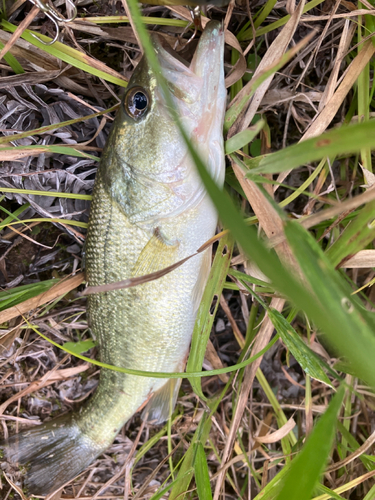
0,20,226,496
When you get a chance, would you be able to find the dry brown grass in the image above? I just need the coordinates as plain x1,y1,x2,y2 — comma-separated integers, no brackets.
1,0,375,499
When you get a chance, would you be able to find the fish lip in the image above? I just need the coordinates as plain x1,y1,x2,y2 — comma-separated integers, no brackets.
197,19,225,46
202,19,224,36
150,20,225,76
189,19,225,77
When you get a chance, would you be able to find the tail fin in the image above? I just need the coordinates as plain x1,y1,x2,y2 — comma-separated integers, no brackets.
1,415,99,496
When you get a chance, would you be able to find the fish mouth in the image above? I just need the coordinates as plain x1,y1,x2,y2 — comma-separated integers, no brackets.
152,20,226,187
190,20,225,75
189,20,226,114
150,20,225,105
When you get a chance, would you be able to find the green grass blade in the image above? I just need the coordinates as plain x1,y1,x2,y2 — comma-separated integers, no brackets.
133,422,169,467
225,120,264,154
254,0,278,28
358,15,372,172
62,339,97,354
232,154,327,205
224,45,307,134
0,104,118,145
252,120,375,175
169,414,209,500
228,268,271,289
325,200,375,267
284,220,375,385
0,40,24,73
194,443,213,500
1,20,127,87
239,0,324,40
268,308,332,387
0,280,56,312
279,158,326,209
336,421,375,471
0,188,92,201
363,483,375,500
0,144,99,161
315,484,346,500
0,218,88,230
235,269,334,385
275,386,345,500
252,464,291,500
186,233,233,399
28,317,278,379
83,15,188,27
237,276,334,386
256,368,296,457
150,469,194,500
0,202,30,227
170,340,278,499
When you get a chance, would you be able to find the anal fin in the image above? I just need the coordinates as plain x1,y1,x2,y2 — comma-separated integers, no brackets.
132,228,179,277
141,377,182,425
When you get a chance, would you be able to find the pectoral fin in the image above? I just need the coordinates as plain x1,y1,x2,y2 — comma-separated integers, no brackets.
131,228,179,277
141,377,182,425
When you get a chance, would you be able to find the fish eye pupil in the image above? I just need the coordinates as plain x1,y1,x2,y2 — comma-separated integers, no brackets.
125,87,149,119
133,92,147,110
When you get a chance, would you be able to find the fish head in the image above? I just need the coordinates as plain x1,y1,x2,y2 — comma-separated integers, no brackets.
100,20,226,223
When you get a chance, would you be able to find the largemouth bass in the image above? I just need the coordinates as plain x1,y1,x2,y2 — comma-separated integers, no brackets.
1,21,225,496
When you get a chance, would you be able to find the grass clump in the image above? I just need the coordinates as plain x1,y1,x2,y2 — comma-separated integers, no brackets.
1,0,375,499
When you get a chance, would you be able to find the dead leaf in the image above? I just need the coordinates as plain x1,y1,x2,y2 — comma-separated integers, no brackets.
0,30,60,71
360,165,375,188
318,20,355,110
0,364,89,415
342,250,375,268
326,429,375,472
0,5,39,63
277,39,375,186
254,417,296,443
261,88,322,106
223,30,247,89
230,158,300,275
0,70,62,89
166,5,247,87
0,273,84,324
3,473,29,500
213,297,285,500
302,8,375,21
68,20,137,43
122,0,144,53
219,294,246,348
300,187,375,231
229,0,306,137
0,147,48,161
204,340,229,383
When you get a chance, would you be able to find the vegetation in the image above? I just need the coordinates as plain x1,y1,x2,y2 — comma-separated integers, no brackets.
1,0,375,498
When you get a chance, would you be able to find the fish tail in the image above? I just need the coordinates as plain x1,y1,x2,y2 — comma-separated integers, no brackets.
1,414,100,496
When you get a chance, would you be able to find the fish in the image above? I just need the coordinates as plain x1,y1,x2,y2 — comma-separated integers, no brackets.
0,20,226,496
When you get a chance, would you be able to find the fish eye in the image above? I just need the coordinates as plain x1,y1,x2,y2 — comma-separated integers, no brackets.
124,87,149,120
